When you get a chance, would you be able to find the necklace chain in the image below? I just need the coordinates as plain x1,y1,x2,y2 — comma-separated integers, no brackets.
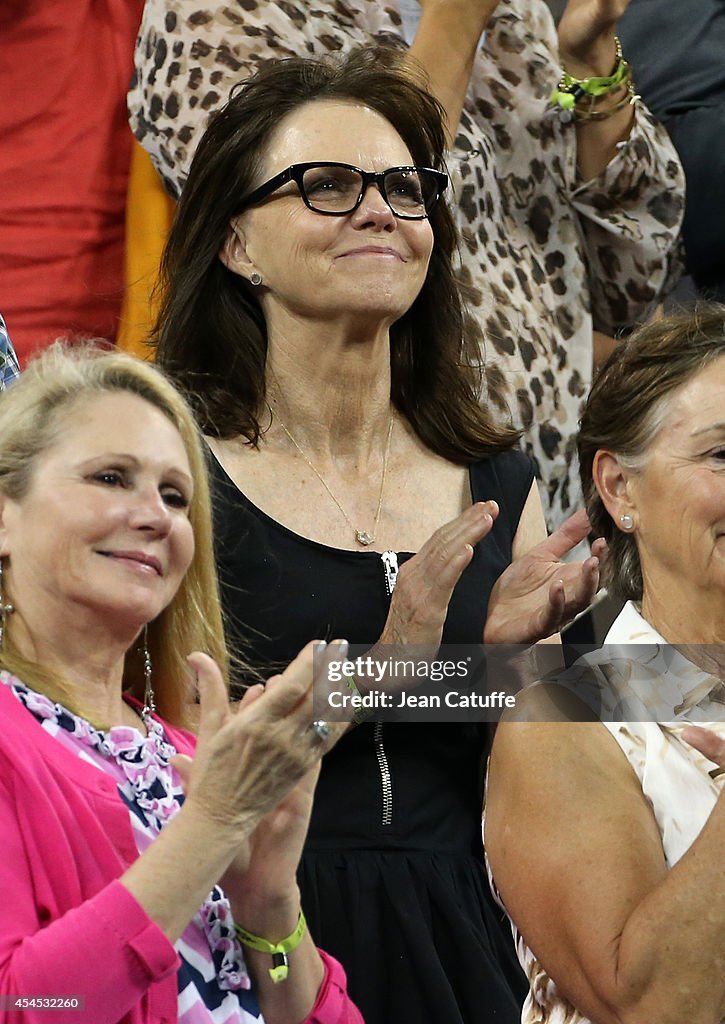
274,411,394,546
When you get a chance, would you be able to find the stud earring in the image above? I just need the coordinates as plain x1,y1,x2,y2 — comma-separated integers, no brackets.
619,513,634,531
249,272,262,286
0,558,15,650
141,625,156,721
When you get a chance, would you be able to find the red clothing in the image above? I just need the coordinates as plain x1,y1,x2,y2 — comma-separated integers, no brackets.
0,0,144,362
0,682,363,1024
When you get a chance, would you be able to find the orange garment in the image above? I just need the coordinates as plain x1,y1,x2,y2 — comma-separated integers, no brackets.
117,142,175,360
0,0,144,363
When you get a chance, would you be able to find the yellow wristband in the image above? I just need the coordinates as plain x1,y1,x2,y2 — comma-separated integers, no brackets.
346,674,373,726
235,909,307,983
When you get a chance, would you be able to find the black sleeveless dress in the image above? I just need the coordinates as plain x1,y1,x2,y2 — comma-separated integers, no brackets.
209,449,533,1024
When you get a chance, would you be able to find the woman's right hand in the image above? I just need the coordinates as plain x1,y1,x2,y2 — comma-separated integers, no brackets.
120,643,346,953
377,500,498,649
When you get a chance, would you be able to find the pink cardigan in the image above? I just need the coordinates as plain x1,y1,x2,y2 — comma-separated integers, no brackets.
0,683,362,1024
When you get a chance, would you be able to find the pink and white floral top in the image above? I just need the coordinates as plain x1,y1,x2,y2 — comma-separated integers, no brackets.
5,676,261,1024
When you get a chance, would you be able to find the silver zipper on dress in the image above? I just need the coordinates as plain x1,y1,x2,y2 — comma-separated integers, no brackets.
375,551,399,827
382,550,399,595
374,721,393,827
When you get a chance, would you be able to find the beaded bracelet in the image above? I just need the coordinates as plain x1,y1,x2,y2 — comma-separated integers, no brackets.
236,909,307,983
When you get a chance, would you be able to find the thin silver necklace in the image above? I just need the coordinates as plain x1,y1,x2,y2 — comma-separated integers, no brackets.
273,411,395,546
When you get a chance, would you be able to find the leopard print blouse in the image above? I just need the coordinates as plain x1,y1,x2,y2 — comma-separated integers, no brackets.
129,0,684,530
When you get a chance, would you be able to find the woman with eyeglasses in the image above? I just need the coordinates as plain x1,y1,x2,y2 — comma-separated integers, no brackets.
152,48,603,1024
130,0,684,539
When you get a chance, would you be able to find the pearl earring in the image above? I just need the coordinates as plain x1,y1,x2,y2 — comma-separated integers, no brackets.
619,513,634,531
249,272,262,286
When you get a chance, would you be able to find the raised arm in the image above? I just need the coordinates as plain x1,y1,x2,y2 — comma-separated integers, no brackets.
558,0,685,329
470,0,684,334
556,0,635,180
408,1,499,146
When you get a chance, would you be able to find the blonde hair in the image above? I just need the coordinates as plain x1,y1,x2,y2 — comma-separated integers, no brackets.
0,342,227,726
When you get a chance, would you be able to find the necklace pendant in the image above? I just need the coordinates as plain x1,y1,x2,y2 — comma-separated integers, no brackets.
355,530,374,546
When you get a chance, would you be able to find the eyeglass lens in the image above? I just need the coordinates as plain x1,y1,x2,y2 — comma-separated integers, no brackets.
301,165,437,217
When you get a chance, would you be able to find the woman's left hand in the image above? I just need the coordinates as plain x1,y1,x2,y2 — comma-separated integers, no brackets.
484,509,606,644
221,762,320,925
558,0,630,78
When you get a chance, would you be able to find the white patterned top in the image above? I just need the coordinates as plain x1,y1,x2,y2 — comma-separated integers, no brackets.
488,603,725,1024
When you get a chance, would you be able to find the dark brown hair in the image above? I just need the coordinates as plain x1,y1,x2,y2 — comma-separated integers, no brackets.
153,46,519,461
578,304,725,600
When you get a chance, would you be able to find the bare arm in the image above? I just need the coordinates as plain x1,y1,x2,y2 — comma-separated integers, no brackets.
409,0,499,146
220,765,325,1024
557,0,635,180
410,0,636,178
486,721,725,1024
122,644,349,1024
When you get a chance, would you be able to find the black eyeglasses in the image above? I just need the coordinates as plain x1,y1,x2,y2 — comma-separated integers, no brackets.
239,161,449,220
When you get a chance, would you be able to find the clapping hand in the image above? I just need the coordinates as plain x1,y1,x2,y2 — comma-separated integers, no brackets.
379,500,499,648
484,509,606,644
173,643,347,888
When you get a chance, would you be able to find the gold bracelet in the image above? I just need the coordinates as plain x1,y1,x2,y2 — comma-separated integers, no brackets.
551,36,638,123
574,79,639,123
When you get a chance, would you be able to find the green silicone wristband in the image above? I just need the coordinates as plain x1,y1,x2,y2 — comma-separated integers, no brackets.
550,37,631,112
235,909,307,983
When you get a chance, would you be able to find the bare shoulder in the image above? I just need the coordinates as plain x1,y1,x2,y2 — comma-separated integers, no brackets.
205,433,269,495
205,435,251,471
487,719,639,816
485,717,665,926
